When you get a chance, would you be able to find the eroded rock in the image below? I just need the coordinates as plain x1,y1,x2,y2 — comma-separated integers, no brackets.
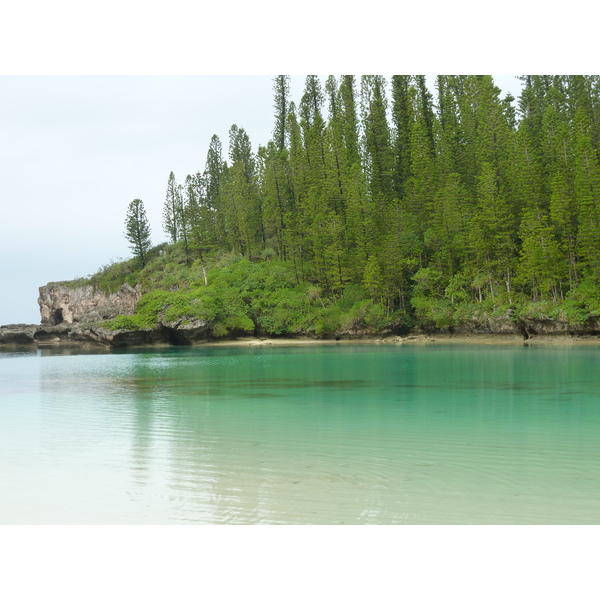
159,318,214,344
38,283,141,325
0,324,39,346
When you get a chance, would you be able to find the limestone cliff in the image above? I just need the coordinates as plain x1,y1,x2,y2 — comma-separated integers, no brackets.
38,283,141,325
0,281,219,348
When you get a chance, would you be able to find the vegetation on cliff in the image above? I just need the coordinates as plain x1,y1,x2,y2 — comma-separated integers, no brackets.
88,244,398,337
82,76,600,337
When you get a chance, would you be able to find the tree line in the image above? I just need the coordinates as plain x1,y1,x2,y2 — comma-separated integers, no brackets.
125,75,600,322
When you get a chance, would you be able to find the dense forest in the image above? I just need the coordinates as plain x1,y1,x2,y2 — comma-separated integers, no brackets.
107,75,600,337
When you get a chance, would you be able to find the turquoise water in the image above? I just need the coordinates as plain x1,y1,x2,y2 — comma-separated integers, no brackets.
1,342,600,524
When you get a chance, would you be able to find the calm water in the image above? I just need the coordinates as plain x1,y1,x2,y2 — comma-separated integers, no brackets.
1,342,600,524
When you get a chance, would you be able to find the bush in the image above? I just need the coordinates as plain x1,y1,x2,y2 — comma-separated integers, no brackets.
92,246,415,339
314,305,343,337
562,278,600,323
411,296,454,329
252,287,312,335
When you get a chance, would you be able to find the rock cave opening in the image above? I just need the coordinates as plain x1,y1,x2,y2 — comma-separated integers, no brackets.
51,309,64,325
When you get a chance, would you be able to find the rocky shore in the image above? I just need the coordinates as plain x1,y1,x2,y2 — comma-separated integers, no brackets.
2,281,600,349
0,316,218,348
2,316,600,349
1,282,159,349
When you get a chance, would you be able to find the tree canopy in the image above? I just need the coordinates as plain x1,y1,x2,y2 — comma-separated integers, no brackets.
125,75,600,330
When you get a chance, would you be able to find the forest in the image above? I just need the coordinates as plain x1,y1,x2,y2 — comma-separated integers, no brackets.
112,75,600,336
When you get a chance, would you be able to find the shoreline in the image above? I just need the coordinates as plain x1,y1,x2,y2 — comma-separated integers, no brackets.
3,321,600,350
204,332,600,348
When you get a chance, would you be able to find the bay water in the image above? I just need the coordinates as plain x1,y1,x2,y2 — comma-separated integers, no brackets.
1,342,599,524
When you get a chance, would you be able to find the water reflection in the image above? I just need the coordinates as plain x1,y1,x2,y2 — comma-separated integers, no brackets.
6,343,600,523
129,383,153,486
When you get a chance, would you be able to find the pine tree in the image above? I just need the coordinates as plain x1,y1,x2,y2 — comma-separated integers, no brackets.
124,198,152,267
325,75,346,214
414,75,436,157
204,134,225,244
176,183,190,261
391,75,414,197
428,172,470,285
404,97,438,264
223,125,263,257
163,171,181,243
299,75,327,192
184,174,210,285
469,161,517,302
360,75,394,202
257,141,292,259
573,108,600,276
518,207,564,301
338,76,361,169
131,75,600,330
272,75,290,151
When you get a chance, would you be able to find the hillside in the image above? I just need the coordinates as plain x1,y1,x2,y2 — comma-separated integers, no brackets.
34,239,600,345
71,243,406,339
120,76,600,338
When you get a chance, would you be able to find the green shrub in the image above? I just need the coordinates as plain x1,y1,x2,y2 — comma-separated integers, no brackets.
88,246,419,338
339,284,368,310
314,305,343,337
561,278,600,323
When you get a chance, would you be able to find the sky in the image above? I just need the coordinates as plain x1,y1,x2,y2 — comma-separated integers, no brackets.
0,74,525,324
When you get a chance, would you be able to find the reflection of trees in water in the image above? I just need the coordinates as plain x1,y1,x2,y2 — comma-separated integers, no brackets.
28,345,600,523
129,384,153,487
38,347,112,357
135,353,303,523
32,346,426,523
162,378,267,524
121,349,408,523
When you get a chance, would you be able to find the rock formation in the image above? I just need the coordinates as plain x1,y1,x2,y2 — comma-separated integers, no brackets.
0,322,168,348
421,312,600,339
0,282,215,348
38,282,141,325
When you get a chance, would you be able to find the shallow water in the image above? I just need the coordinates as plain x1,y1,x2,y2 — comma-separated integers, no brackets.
1,343,600,524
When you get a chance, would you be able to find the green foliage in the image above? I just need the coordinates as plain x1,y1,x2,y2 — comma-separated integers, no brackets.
310,305,341,337
102,314,150,331
163,172,181,244
341,299,386,331
88,259,140,295
103,284,254,337
252,287,313,335
339,284,367,310
94,75,600,337
124,198,152,267
560,277,600,323
411,296,455,329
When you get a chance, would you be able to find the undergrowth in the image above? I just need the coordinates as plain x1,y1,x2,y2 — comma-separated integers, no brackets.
77,242,600,337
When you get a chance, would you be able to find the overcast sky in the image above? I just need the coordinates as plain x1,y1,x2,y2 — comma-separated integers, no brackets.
0,75,527,324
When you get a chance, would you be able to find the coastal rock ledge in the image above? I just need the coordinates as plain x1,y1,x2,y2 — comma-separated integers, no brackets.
1,282,214,348
0,323,170,348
